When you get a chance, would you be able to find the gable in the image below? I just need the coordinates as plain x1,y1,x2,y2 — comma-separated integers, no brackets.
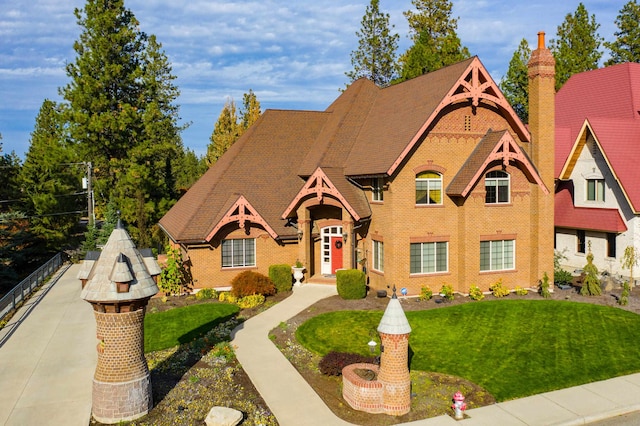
447,130,548,197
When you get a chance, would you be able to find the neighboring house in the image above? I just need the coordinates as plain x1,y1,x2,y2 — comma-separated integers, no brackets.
159,35,555,295
555,62,640,279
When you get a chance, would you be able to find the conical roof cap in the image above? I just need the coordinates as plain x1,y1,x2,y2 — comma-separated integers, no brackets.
377,290,411,335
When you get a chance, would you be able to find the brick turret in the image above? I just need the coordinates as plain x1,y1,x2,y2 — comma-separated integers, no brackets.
377,289,412,416
80,220,159,424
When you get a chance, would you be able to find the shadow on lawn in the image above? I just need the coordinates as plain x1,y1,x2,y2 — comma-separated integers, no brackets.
148,312,241,406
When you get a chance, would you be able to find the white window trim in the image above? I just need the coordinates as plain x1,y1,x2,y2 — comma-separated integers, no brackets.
480,239,515,272
221,238,256,268
410,241,448,275
372,240,384,272
485,171,510,204
415,172,443,205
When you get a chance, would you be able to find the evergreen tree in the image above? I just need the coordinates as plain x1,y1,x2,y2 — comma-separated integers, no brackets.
345,0,399,87
0,136,22,214
174,148,207,195
396,0,470,82
20,99,82,250
62,0,184,247
500,39,531,123
581,248,602,296
604,0,640,65
550,3,604,90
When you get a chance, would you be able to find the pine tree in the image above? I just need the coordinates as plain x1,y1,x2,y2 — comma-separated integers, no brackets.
20,99,82,250
604,0,640,65
174,148,207,195
550,3,604,90
396,0,470,82
0,136,22,214
500,39,531,123
62,0,184,247
345,0,399,87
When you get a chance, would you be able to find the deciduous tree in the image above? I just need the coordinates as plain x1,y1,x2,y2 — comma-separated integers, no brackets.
550,3,603,90
605,0,640,65
346,0,399,87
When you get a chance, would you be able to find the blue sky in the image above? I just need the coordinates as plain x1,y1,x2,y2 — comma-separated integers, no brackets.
0,0,622,159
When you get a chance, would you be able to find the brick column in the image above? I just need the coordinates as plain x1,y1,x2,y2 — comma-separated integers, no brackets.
377,332,411,415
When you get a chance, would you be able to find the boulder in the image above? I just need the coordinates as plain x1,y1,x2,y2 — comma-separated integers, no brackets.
205,406,243,426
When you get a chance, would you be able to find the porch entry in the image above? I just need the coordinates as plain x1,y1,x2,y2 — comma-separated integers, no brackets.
321,226,343,275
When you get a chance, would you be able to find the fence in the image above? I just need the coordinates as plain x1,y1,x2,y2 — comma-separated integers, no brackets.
0,253,64,323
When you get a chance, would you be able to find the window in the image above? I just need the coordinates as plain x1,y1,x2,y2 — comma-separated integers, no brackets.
372,177,383,202
480,240,515,271
410,242,448,274
607,233,616,258
372,240,384,272
485,171,509,204
577,230,586,254
416,171,442,205
587,179,605,201
221,238,255,268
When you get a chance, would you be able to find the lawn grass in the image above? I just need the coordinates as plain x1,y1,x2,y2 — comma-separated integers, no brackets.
144,303,239,353
296,300,640,401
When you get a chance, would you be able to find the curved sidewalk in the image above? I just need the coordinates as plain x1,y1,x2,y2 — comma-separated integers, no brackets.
232,284,640,426
0,263,96,426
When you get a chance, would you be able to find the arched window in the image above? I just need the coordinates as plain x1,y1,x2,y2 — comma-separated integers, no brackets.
485,170,509,204
416,171,442,205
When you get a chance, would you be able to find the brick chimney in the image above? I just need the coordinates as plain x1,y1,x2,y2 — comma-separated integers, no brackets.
528,32,556,285
376,289,412,416
80,220,159,424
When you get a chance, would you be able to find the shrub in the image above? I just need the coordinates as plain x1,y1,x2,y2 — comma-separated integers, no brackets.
237,294,266,309
336,269,366,300
418,286,433,301
196,287,217,300
269,264,293,293
619,281,630,306
218,291,237,304
515,286,528,296
318,351,376,376
230,271,276,298
581,251,602,296
469,285,484,301
554,269,573,287
440,283,454,301
158,245,188,295
539,272,551,298
490,279,510,297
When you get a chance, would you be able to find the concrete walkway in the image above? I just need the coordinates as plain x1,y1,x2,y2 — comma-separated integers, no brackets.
0,263,96,426
232,283,640,426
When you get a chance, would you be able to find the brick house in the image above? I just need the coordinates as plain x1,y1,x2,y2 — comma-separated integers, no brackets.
555,62,640,279
159,34,555,295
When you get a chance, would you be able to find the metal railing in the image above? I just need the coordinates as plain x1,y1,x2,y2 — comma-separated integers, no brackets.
0,253,64,323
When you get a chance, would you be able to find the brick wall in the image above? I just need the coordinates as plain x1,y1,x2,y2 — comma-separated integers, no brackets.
342,363,383,414
377,332,411,416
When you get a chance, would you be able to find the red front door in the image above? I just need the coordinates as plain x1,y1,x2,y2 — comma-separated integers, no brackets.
331,236,343,274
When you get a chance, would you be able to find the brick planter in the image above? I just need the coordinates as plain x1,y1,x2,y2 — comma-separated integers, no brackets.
342,363,383,414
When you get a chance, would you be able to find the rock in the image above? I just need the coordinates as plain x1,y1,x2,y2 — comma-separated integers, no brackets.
205,406,243,426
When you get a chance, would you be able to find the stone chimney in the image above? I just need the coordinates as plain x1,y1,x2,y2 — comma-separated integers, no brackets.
376,289,412,416
528,32,556,285
80,220,159,424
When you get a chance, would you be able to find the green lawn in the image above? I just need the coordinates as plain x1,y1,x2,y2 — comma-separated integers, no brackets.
144,303,239,353
296,300,640,401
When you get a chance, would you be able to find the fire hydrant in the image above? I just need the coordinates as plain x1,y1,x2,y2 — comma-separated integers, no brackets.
452,391,467,420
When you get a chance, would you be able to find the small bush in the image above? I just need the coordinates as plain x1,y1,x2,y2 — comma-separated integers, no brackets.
418,286,433,301
490,279,509,297
318,351,377,376
554,269,573,287
440,283,454,301
230,271,276,298
336,269,366,300
515,286,528,296
619,281,630,306
269,264,293,293
469,285,484,301
237,294,266,309
218,291,237,304
196,287,217,300
539,272,551,298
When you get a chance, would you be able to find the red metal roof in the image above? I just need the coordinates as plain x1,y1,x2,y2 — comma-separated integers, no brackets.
555,181,626,233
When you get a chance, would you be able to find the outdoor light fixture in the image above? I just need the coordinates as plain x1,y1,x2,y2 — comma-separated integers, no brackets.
297,228,303,240
368,339,377,354
342,231,349,242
